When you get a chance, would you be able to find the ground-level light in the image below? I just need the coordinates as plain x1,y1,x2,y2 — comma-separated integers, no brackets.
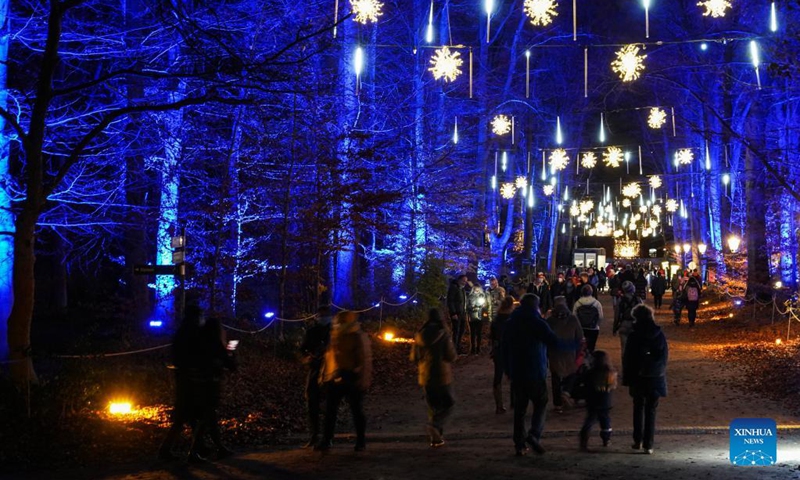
727,235,741,253
109,402,133,415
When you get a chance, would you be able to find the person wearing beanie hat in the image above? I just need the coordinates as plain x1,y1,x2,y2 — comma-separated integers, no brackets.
613,281,643,374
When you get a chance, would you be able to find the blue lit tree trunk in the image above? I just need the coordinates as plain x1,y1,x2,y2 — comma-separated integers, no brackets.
0,0,12,359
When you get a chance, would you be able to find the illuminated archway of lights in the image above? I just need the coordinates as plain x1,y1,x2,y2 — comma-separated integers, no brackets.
649,175,662,189
549,148,570,171
665,199,679,212
515,176,528,190
500,182,517,199
623,182,642,198
543,184,555,196
492,115,512,135
648,107,667,129
676,148,694,165
581,152,597,169
603,146,624,167
429,46,463,82
352,0,385,24
611,44,647,82
524,0,558,26
697,0,731,18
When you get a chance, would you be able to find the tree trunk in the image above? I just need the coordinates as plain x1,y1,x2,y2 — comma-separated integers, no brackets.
0,0,13,359
8,209,38,386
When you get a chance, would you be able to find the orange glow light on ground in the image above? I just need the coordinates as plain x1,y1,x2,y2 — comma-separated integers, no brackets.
382,332,414,343
108,402,133,415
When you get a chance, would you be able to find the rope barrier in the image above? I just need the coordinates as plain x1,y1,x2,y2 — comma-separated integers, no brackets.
52,343,172,359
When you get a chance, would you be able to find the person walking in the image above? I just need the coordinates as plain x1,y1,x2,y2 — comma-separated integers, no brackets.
573,284,604,353
447,275,469,354
579,350,617,451
317,311,372,452
549,272,569,305
467,283,488,354
490,296,515,414
300,306,332,447
486,276,506,322
410,309,457,447
528,272,552,314
671,276,687,325
613,281,642,371
546,297,584,413
503,294,569,456
623,305,668,455
683,274,702,327
634,269,648,302
650,270,667,309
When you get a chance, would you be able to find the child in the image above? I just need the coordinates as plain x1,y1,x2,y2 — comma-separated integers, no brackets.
579,350,617,451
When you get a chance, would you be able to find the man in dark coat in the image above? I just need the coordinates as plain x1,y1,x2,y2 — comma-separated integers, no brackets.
300,306,332,447
622,305,668,455
549,272,569,305
528,272,552,314
649,270,667,309
447,274,468,354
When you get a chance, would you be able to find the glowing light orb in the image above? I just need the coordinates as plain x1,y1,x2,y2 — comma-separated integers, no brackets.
549,148,570,171
429,46,463,82
352,0,385,24
648,107,667,129
697,0,731,18
611,44,647,82
581,152,597,169
603,146,624,168
109,402,133,415
665,199,679,212
524,0,559,26
649,175,662,189
543,184,555,196
500,182,517,199
676,148,694,165
622,182,642,198
491,115,512,135
515,176,528,190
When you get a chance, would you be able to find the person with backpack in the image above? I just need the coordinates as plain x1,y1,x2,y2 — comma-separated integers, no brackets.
579,350,617,451
546,296,584,413
682,275,702,327
671,276,686,326
613,281,642,372
573,284,604,353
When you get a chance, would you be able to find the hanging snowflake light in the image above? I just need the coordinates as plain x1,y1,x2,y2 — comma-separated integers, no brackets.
697,0,731,18
570,205,581,217
580,152,597,169
665,198,679,212
638,205,648,214
429,46,463,82
649,175,662,189
642,227,653,237
543,184,555,196
351,0,385,24
676,148,694,165
622,182,642,198
622,198,632,208
579,199,594,214
515,176,528,190
651,204,662,216
613,229,624,238
523,0,558,26
603,146,624,168
491,115,512,135
611,44,647,82
500,182,517,199
549,148,570,172
648,107,667,129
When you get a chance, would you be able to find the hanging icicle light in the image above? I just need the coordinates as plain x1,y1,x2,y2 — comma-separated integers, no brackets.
426,1,435,43
622,182,642,198
351,0,385,24
354,46,364,94
500,182,516,199
643,0,651,38
524,0,559,26
453,117,459,144
750,40,761,89
611,44,647,82
501,151,508,172
580,152,597,169
515,176,528,190
679,199,688,218
491,175,497,190
665,198,679,212
543,184,555,196
485,0,494,42
697,0,731,18
676,148,694,165
556,116,564,145
598,113,606,143
549,148,570,172
492,114,512,135
770,2,778,32
649,175,662,189
648,107,667,129
563,185,570,201
603,146,624,168
528,185,535,208
429,46,463,82
705,141,711,170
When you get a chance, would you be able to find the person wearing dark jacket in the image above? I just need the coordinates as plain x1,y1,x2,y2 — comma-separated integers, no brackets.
579,350,617,451
447,275,468,354
634,269,648,301
549,272,569,305
546,297,584,413
622,305,668,455
613,281,643,372
503,294,575,456
491,296,515,414
410,309,457,447
300,306,332,447
649,270,667,309
528,272,552,314
682,275,702,327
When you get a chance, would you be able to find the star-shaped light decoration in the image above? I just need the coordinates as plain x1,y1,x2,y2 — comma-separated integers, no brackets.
523,0,558,26
352,0,385,24
622,182,642,198
613,229,624,238
429,46,463,82
638,205,648,214
648,107,667,129
491,115,512,136
642,227,653,236
543,184,555,196
500,182,517,199
629,221,638,231
611,44,647,82
570,205,581,217
579,199,594,214
622,198,632,208
697,0,731,18
549,148,570,172
665,198,679,212
649,175,662,189
603,146,624,168
515,176,528,190
652,204,662,216
676,148,694,165
581,152,597,169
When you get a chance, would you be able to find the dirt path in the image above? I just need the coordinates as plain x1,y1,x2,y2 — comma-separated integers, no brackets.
29,293,800,480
